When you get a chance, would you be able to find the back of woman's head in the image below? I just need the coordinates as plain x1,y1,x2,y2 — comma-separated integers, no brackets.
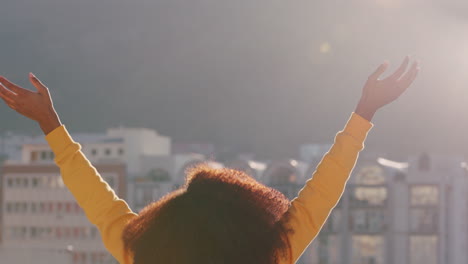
122,164,292,264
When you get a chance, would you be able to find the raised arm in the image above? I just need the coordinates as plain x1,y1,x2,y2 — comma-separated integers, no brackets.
0,74,137,264
282,57,419,263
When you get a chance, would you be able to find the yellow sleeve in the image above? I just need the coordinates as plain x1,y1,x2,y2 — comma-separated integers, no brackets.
46,125,137,264
282,113,373,263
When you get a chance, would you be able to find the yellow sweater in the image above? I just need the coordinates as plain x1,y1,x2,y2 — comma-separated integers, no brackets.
45,113,372,264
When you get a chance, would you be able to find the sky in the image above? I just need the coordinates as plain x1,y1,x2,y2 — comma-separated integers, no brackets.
1,0,468,160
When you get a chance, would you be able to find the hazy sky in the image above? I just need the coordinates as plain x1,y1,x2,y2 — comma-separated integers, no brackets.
1,0,468,159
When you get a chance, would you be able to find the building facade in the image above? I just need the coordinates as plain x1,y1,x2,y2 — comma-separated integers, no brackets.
264,153,468,264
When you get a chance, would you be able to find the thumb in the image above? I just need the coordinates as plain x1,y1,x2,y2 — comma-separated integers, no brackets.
29,73,49,94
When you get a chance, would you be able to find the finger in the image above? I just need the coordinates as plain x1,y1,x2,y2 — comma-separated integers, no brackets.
0,90,17,109
0,76,28,95
401,67,419,90
29,73,49,94
387,56,409,80
0,94,15,105
368,61,389,81
398,61,419,89
0,82,17,99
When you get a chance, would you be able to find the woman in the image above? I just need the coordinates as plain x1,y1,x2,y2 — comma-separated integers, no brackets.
0,57,419,264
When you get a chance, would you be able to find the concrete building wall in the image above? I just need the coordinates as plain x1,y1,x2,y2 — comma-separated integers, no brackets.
1,163,126,264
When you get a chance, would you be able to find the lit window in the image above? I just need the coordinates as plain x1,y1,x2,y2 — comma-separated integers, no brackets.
57,177,65,188
351,235,384,264
411,185,439,206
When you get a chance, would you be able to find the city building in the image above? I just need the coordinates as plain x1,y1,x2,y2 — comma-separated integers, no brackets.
264,153,468,264
1,162,126,264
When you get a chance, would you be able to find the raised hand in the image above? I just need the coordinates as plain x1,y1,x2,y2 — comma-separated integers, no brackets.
355,56,420,121
0,73,62,134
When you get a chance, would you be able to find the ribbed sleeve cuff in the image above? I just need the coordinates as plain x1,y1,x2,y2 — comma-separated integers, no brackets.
44,125,75,155
344,113,373,142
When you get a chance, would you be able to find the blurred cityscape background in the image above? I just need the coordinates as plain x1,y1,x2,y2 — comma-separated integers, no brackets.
1,0,468,263
0,127,467,264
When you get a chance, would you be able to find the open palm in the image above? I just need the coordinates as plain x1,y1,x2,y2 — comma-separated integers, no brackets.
0,73,61,134
356,57,419,120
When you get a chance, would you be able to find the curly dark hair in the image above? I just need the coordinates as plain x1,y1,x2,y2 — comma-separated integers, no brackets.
122,164,293,264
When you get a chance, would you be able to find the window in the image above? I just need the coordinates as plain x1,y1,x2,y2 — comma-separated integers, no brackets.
66,202,72,213
410,208,438,233
32,178,39,187
411,185,439,206
91,149,97,156
56,227,62,239
57,177,65,188
30,227,37,238
73,227,80,238
307,234,341,264
410,236,437,264
118,148,124,155
7,178,13,187
49,151,54,159
14,202,20,213
351,235,384,264
105,148,111,156
350,209,386,233
22,178,28,187
15,177,21,187
41,151,48,160
40,202,46,213
321,209,341,233
64,227,71,239
31,203,37,213
31,151,38,161
350,187,387,207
